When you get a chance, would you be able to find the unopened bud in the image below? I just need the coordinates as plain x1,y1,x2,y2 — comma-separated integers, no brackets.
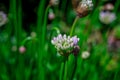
72,45,80,56
19,46,26,54
81,51,90,59
31,32,37,38
48,10,55,20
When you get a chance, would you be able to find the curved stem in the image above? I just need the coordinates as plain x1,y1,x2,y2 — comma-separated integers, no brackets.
49,27,60,41
21,37,32,45
70,16,79,36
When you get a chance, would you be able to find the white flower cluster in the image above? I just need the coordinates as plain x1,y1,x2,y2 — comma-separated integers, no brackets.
51,34,79,51
81,0,93,10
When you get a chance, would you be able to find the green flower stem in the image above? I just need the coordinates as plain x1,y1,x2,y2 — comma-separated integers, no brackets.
69,16,79,80
60,57,68,80
60,62,65,80
71,57,77,80
70,16,79,36
63,59,68,80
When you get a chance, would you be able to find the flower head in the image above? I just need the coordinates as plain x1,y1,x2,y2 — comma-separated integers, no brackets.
51,34,79,56
72,0,93,17
99,3,116,24
0,11,7,27
99,11,116,24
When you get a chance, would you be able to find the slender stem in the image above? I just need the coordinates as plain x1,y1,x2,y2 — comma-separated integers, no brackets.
63,61,67,80
69,16,79,80
70,16,79,36
63,57,68,80
71,57,77,80
60,62,65,80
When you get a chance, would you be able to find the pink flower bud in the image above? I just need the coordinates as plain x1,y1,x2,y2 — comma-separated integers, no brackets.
19,46,26,54
48,12,55,20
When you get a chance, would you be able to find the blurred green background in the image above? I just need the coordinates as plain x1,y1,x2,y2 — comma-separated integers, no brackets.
0,0,120,80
